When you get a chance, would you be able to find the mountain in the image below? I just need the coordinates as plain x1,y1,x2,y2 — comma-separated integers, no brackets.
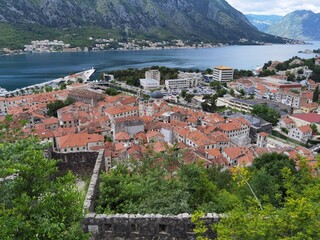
0,0,287,49
266,10,320,41
246,14,282,32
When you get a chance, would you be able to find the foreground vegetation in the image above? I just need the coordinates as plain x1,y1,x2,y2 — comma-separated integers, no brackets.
97,146,320,239
0,117,87,239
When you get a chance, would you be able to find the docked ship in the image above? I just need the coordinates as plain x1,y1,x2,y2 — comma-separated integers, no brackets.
0,87,9,97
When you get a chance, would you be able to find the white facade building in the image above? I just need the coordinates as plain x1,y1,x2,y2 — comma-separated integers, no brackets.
145,70,161,83
288,125,312,143
178,71,203,81
212,66,234,82
165,78,198,89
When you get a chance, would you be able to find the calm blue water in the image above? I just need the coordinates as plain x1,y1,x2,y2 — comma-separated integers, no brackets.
0,42,320,90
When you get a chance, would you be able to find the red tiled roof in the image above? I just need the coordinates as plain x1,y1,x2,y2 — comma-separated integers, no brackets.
58,133,104,148
292,113,320,123
298,125,312,133
115,132,130,141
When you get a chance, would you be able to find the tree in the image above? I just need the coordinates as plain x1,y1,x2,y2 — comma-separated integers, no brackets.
313,85,319,103
0,138,87,239
105,88,119,96
60,83,67,90
311,123,319,135
201,94,218,113
185,93,195,103
77,78,84,83
46,98,74,117
286,72,295,82
44,85,53,92
181,89,187,98
229,88,235,97
251,104,280,126
99,72,105,80
215,156,320,240
205,68,213,74
252,152,298,206
0,115,27,143
210,81,222,91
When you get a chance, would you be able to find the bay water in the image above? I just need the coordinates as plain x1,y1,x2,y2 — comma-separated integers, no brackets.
0,42,320,90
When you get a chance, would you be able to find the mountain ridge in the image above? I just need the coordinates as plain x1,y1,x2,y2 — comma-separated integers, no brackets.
245,14,282,32
0,0,287,49
265,10,320,41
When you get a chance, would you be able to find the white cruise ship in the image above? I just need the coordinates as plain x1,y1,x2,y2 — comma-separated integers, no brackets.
0,87,9,97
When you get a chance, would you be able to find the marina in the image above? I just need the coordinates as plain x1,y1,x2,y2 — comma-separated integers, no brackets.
0,68,95,97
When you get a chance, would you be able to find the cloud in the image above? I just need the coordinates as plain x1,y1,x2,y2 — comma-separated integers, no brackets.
226,0,320,16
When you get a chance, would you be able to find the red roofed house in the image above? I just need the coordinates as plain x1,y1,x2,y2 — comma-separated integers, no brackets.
105,105,139,119
288,125,312,143
146,131,165,143
222,147,254,167
218,118,250,146
56,133,104,153
278,115,296,130
186,131,216,150
42,117,59,131
115,131,131,143
291,113,320,132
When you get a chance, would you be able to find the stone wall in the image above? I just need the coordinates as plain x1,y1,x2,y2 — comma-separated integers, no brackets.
82,213,219,240
82,150,220,240
50,150,99,176
83,150,105,213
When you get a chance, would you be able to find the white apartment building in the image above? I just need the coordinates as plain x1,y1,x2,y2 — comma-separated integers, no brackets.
212,66,234,82
178,71,203,81
165,78,198,89
288,125,312,143
145,70,161,83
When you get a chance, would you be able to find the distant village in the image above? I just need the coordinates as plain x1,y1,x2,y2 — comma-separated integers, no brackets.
1,37,255,55
1,55,320,172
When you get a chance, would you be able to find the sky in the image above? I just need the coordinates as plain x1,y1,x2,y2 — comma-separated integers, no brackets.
226,0,320,16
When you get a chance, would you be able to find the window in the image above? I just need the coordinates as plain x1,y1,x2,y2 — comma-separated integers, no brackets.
104,224,112,232
131,224,139,233
159,224,168,234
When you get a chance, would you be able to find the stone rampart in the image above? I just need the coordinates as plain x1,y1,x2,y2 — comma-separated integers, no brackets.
82,213,219,240
82,150,220,240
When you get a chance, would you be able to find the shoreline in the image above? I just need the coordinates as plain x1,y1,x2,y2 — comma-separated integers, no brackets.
0,41,310,58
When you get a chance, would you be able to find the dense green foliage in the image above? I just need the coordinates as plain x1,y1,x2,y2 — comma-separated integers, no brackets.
233,69,254,79
108,66,178,86
0,138,87,240
251,104,281,126
46,98,74,117
215,156,320,239
313,85,319,102
105,87,119,96
97,149,320,239
201,94,218,112
0,115,27,143
261,56,320,82
96,149,234,215
0,23,118,49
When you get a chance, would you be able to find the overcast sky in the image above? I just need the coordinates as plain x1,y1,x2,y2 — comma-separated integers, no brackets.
226,0,320,16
